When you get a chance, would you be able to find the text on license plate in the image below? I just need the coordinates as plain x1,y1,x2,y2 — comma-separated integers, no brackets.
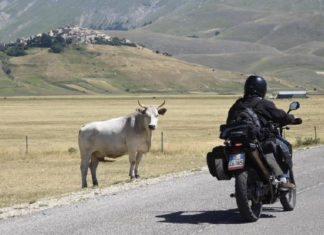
228,152,245,171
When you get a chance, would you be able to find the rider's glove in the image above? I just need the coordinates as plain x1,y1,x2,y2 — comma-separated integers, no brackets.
293,118,302,124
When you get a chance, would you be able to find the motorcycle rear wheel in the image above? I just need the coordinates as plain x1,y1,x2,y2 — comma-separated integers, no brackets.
235,170,262,222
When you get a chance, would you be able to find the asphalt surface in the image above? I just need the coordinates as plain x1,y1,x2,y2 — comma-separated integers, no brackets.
0,146,323,235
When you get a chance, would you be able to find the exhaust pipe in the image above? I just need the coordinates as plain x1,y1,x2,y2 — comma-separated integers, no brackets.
250,149,270,179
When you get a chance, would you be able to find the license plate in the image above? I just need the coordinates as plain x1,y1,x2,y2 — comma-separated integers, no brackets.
228,152,245,171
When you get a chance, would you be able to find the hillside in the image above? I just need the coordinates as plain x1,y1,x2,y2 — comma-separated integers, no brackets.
105,0,324,92
1,0,324,94
2,0,324,42
0,0,179,42
1,43,259,96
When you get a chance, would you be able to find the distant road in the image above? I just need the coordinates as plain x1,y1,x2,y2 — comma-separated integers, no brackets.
0,146,324,235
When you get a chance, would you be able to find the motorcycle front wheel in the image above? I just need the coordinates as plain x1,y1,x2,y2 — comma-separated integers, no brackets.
280,169,296,211
280,187,296,211
235,169,263,222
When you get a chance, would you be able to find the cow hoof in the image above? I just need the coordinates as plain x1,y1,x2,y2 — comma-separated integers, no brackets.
135,175,140,179
130,176,136,181
82,185,87,188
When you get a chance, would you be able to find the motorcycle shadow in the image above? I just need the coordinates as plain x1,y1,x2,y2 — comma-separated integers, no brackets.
156,207,281,224
263,206,285,213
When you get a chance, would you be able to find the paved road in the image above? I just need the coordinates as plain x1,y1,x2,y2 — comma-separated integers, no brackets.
0,146,323,235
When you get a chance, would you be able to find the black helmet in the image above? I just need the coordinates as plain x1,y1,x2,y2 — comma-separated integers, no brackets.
244,75,267,98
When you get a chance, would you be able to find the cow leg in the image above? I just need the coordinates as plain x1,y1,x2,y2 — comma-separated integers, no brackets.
135,152,143,179
90,152,100,187
80,153,91,188
129,151,137,180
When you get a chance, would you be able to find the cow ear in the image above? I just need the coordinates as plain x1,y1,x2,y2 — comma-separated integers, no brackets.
158,108,167,115
137,108,146,114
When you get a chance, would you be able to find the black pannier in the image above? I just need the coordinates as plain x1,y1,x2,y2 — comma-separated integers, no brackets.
206,146,232,180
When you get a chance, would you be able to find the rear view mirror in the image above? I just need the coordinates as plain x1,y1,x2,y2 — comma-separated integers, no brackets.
288,101,300,113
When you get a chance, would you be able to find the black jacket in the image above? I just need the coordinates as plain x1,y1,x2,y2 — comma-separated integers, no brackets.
226,95,296,127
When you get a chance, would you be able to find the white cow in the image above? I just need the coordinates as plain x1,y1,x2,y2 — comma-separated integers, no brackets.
78,100,167,188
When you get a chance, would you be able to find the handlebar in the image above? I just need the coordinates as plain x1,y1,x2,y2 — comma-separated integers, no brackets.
268,118,302,137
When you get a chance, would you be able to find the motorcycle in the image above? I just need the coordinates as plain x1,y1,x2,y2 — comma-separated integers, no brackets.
207,101,301,222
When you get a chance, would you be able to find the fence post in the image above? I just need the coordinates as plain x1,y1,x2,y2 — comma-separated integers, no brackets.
314,126,317,140
26,136,28,154
161,131,164,153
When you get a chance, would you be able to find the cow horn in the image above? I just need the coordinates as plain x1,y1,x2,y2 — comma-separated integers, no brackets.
138,100,146,108
158,100,166,108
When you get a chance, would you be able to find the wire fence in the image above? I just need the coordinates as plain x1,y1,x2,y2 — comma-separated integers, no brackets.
15,125,322,156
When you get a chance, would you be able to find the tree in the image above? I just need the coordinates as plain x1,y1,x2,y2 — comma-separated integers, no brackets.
39,33,53,48
50,42,64,53
49,36,66,53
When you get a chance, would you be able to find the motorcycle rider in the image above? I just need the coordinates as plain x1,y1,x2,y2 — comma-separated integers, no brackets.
226,75,302,189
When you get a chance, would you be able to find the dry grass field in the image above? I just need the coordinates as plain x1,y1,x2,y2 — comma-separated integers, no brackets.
0,95,322,208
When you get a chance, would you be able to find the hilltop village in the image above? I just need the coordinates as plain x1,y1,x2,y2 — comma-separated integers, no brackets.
0,25,137,56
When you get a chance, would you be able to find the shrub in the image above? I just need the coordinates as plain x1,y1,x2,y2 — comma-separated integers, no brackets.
49,36,66,53
55,35,66,44
68,147,77,154
110,37,123,46
295,137,320,146
3,66,11,75
50,42,65,53
72,44,86,51
5,46,26,56
39,33,53,48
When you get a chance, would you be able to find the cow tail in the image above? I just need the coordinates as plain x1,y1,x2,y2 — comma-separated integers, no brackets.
78,129,82,149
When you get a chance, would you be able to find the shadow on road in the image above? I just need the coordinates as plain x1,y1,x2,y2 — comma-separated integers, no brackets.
156,207,282,224
263,206,284,212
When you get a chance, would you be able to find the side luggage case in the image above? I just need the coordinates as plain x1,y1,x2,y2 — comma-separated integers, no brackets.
206,146,232,180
